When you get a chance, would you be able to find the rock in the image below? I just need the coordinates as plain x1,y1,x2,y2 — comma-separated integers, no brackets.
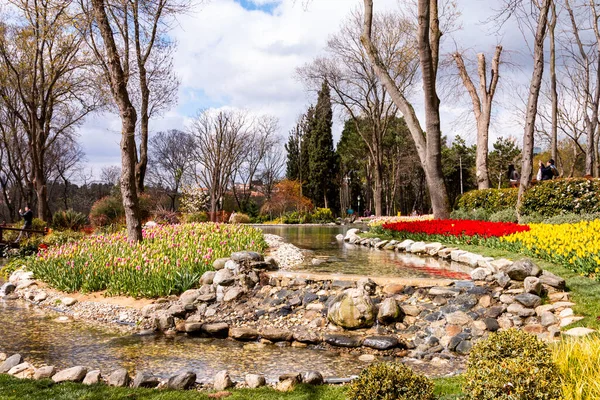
483,318,500,331
167,371,196,390
52,366,87,383
229,327,259,341
184,322,203,333
327,288,376,329
563,327,596,337
374,240,389,249
62,297,77,306
132,372,161,388
261,328,293,342
302,371,324,385
224,260,239,271
168,303,186,318
245,374,266,388
541,312,558,327
34,291,47,302
83,370,102,385
8,362,34,379
383,284,404,295
0,354,23,373
223,287,244,302
536,304,555,316
470,267,491,281
458,253,483,267
524,277,543,296
293,330,322,344
455,340,472,355
401,305,421,317
490,258,513,271
276,378,297,392
213,258,229,270
540,270,566,290
363,336,399,350
0,282,16,297
429,287,460,297
377,298,404,324
202,322,229,337
514,293,542,308
324,334,363,348
559,308,574,318
33,365,56,380
410,242,427,254
344,228,360,241
451,250,467,261
335,234,345,241
357,278,377,295
200,271,216,285
359,354,376,362
425,242,444,255
494,272,511,288
108,368,130,387
213,269,234,286
507,303,536,317
396,239,414,251
213,370,234,391
446,311,471,326
231,251,263,262
485,306,505,318
154,311,175,331
504,258,541,281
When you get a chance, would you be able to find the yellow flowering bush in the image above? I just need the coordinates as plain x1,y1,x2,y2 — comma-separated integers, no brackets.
501,220,600,277
368,215,434,227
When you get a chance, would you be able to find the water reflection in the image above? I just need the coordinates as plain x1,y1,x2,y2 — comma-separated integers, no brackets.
258,225,471,279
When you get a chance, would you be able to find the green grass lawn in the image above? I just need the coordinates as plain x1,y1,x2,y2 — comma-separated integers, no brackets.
0,375,465,400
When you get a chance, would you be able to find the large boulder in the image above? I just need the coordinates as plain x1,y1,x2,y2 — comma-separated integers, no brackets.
504,258,541,281
327,288,376,329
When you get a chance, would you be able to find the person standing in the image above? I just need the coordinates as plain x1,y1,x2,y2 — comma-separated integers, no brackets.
507,164,520,187
15,206,33,242
539,159,559,181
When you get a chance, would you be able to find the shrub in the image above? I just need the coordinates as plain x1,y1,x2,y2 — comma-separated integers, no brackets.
541,212,600,225
182,211,208,223
464,329,561,400
519,212,546,224
89,194,151,227
456,188,518,212
489,208,518,223
282,211,312,224
311,207,335,223
229,212,251,224
152,207,180,225
346,362,434,400
52,209,87,231
41,230,85,246
521,178,600,217
450,208,491,221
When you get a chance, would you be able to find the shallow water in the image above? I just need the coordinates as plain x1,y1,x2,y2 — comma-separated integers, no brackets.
258,225,471,279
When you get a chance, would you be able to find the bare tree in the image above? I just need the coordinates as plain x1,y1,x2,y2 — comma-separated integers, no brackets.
0,0,99,221
299,9,418,216
361,0,450,219
259,144,285,202
148,129,195,210
230,115,279,211
189,110,250,216
101,166,122,186
452,45,503,189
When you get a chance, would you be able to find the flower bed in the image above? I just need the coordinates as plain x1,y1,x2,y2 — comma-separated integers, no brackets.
381,220,529,243
368,215,434,227
22,223,267,298
501,220,600,277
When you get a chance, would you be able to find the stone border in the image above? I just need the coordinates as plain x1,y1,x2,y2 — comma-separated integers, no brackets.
0,352,328,392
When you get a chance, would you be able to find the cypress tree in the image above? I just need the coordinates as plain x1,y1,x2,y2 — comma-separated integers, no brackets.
301,106,315,198
308,81,337,209
285,122,302,181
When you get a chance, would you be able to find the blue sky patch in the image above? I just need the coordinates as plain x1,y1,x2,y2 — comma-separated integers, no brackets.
234,0,278,14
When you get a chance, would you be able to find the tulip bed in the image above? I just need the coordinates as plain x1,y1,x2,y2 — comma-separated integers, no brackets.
22,223,267,298
379,219,530,245
500,220,600,278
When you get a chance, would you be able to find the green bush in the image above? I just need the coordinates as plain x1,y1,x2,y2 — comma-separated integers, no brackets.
456,188,518,212
520,178,600,217
52,209,87,231
347,362,434,400
89,194,151,227
182,211,208,223
230,212,251,224
489,208,518,223
282,211,312,224
42,230,85,246
464,329,561,400
311,207,335,223
152,208,180,225
541,212,600,225
450,208,491,221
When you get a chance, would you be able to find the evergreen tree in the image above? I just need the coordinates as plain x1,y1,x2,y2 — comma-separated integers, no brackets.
307,81,337,209
300,106,315,198
285,120,302,181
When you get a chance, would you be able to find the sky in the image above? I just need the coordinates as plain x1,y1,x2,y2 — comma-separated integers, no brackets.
79,0,532,179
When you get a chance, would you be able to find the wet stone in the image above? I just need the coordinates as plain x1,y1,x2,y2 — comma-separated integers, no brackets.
168,371,196,390
324,334,363,348
229,327,259,341
132,372,161,388
302,371,324,385
363,336,399,350
202,322,229,337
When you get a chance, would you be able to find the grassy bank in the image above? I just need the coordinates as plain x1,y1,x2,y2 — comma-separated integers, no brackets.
0,375,464,400
361,230,600,330
10,223,266,298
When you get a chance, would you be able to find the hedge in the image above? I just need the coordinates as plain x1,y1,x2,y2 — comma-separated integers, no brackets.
456,178,600,217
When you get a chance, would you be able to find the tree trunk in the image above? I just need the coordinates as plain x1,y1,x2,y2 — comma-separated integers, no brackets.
360,0,449,219
517,0,551,219
549,2,558,163
373,161,383,216
91,0,142,242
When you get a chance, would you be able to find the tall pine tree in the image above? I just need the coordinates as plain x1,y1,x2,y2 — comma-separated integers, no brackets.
285,119,302,181
307,81,337,209
301,106,315,198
